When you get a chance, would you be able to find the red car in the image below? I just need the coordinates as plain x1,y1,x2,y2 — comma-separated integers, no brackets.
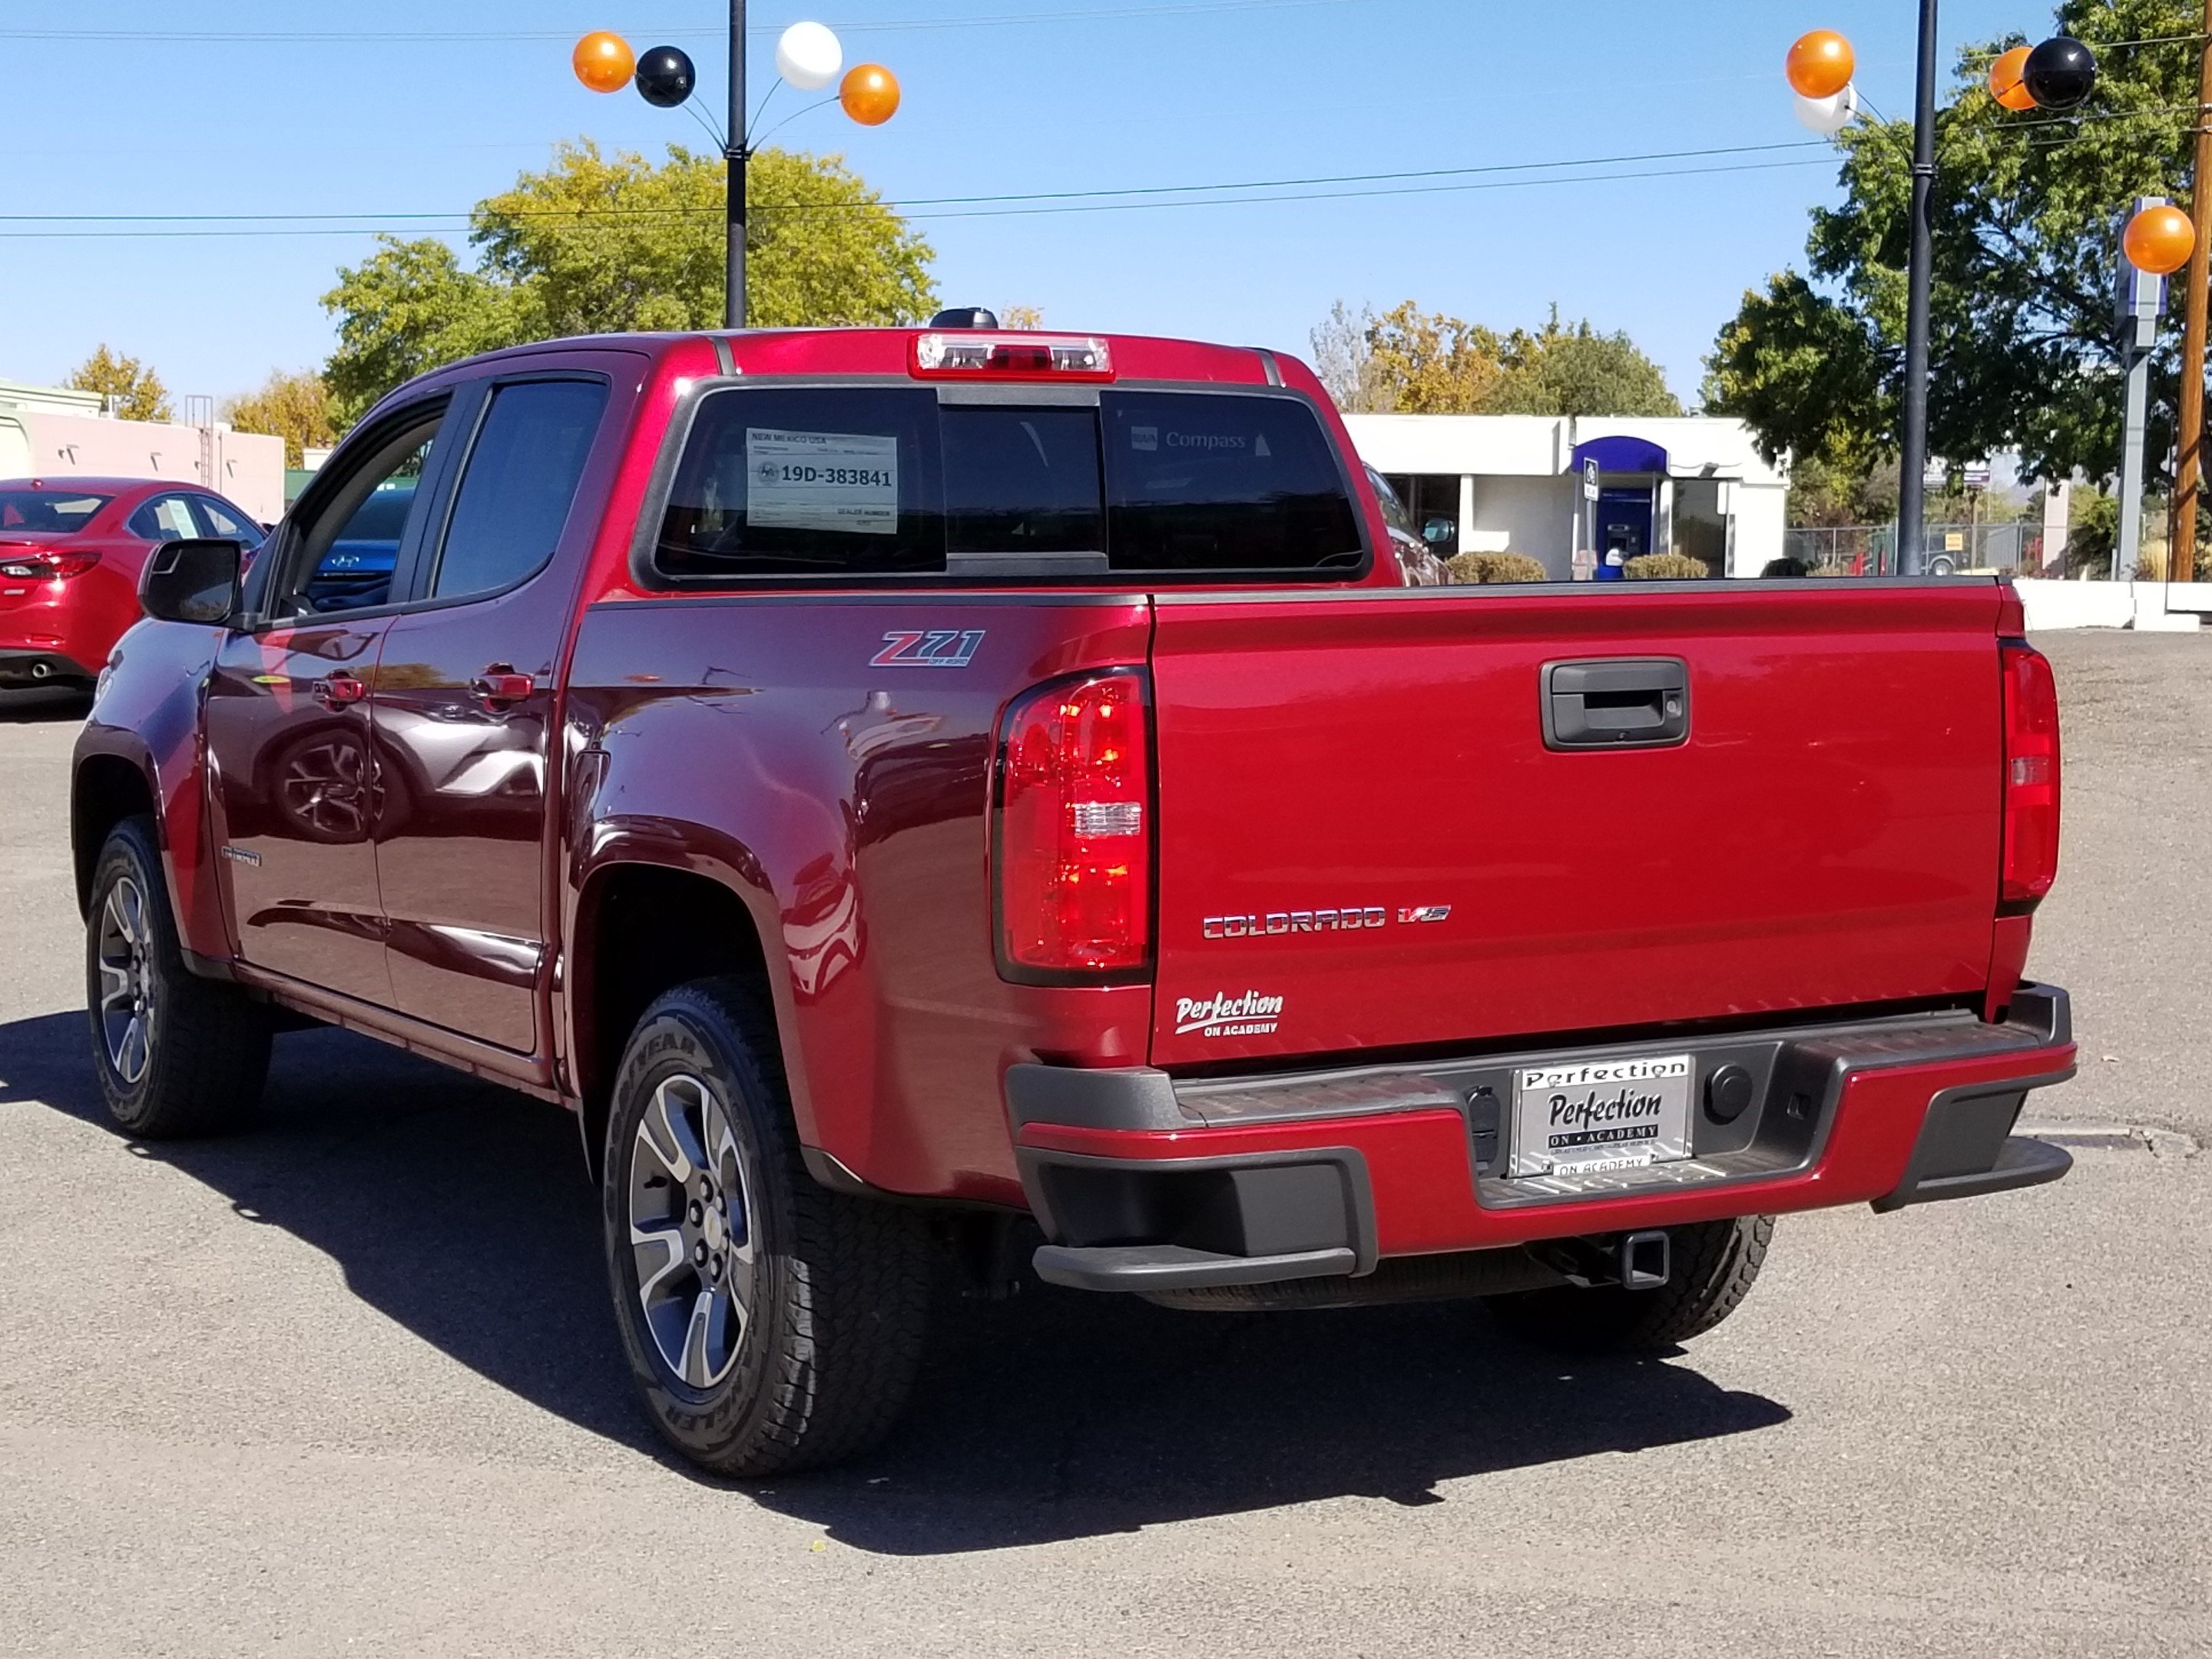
75,324,2073,1477
0,477,264,690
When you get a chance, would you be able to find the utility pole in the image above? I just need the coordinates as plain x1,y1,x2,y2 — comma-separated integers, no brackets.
725,0,747,329
2171,2,2212,584
1896,0,1942,576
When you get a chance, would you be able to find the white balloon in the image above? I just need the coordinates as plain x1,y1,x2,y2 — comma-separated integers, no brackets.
776,22,843,91
1793,84,1859,135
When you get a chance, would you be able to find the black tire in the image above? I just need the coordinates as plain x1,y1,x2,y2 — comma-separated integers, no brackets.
601,978,932,1477
84,815,272,1138
1483,1216,1773,1355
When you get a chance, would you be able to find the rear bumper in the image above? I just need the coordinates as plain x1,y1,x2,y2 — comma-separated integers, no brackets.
0,647,96,686
1012,986,2076,1293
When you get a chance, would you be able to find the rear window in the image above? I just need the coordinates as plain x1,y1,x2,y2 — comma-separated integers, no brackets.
0,490,110,532
653,386,1364,583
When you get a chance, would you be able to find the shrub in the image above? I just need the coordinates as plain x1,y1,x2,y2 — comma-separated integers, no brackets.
1445,551,1548,584
1624,551,1714,580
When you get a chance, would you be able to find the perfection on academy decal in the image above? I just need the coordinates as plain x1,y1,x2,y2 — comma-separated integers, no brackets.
1174,990,1285,1038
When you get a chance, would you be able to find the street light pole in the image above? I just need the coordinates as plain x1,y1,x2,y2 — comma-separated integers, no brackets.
726,0,747,329
1896,0,1940,577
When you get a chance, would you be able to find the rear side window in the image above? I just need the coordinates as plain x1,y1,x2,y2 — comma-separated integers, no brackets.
129,495,201,542
652,385,1364,583
656,387,942,580
432,379,608,601
1102,392,1363,574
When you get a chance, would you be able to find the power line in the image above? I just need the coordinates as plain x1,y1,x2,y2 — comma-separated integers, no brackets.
0,154,1834,239
0,0,1375,44
0,140,1830,226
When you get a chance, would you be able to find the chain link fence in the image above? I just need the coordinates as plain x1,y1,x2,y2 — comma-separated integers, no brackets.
1782,522,2045,576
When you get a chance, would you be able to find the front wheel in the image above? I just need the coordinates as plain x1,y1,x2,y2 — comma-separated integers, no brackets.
85,815,272,1137
1483,1216,1773,1355
601,979,932,1476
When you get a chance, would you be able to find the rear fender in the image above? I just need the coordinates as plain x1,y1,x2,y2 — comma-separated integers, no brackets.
561,825,809,1142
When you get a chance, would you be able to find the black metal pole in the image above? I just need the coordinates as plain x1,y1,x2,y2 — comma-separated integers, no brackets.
1896,0,1939,575
725,0,746,329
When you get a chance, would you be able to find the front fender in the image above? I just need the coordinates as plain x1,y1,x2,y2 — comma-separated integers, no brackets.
72,619,227,961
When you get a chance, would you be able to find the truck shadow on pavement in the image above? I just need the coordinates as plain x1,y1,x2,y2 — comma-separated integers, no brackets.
0,1009,1793,1554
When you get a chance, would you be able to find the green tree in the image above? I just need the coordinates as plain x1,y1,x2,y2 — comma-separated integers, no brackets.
325,141,936,426
222,369,338,468
67,345,171,422
1487,308,1683,417
1707,0,2200,489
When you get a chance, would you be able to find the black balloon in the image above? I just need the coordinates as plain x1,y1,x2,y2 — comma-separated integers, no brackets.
2022,35,2097,112
634,45,696,108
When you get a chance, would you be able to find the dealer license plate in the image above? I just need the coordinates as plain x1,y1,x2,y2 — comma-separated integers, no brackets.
1508,1054,1694,1179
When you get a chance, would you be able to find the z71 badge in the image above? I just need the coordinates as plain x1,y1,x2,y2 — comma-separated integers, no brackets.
871,629,985,669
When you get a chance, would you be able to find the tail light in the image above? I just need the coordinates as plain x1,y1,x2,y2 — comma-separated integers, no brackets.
1999,638,2061,908
995,670,1153,981
0,547,98,580
912,333,1113,380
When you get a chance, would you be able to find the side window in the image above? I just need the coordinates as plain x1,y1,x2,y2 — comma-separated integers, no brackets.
276,405,446,617
429,379,609,601
191,495,263,546
128,494,201,542
655,386,942,580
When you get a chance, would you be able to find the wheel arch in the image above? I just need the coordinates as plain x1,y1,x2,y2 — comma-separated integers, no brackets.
567,851,807,1180
71,748,161,919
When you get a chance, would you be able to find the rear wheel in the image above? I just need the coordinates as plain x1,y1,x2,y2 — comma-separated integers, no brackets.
601,978,932,1476
1483,1216,1773,1355
85,815,272,1137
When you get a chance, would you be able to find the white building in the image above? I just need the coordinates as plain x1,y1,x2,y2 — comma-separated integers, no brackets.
0,378,286,525
1343,413,1791,579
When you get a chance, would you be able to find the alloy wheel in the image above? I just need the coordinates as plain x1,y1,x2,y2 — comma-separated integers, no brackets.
95,875,156,1085
627,1072,759,1389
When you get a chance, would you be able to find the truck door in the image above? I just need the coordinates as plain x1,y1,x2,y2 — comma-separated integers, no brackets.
368,367,621,1054
204,396,457,1005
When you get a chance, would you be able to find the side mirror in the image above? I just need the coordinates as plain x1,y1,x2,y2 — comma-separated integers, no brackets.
140,537,243,626
1422,517,1455,547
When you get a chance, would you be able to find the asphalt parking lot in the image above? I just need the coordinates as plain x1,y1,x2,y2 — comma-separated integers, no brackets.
0,631,2206,1658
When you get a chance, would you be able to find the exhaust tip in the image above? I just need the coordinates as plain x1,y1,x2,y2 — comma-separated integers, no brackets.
28,661,51,680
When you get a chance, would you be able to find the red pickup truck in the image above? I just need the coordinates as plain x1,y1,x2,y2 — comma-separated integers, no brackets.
72,323,2075,1476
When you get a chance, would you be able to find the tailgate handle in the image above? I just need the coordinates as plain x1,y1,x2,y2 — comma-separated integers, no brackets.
1541,658,1689,750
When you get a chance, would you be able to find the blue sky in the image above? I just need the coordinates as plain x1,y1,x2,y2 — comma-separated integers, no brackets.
1,0,2045,408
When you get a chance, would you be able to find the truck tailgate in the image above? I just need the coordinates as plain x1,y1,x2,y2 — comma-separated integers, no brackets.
1147,583,2008,1066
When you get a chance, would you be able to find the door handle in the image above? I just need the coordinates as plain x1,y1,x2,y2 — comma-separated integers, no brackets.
1541,657,1689,750
313,672,368,707
471,668,535,708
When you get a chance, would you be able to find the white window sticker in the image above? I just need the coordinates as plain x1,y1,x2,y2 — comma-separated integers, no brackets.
744,427,899,535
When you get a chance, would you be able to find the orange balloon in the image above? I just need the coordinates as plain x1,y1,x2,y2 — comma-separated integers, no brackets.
1785,30,1855,100
1988,45,2036,111
573,31,635,94
2125,204,2197,276
839,64,901,127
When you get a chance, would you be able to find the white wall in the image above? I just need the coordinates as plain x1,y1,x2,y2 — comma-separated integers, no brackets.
1731,483,1790,577
1465,475,1577,575
11,411,285,524
1344,414,1562,477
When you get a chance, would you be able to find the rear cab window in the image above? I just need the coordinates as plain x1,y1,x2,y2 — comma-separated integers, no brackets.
651,385,1366,584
